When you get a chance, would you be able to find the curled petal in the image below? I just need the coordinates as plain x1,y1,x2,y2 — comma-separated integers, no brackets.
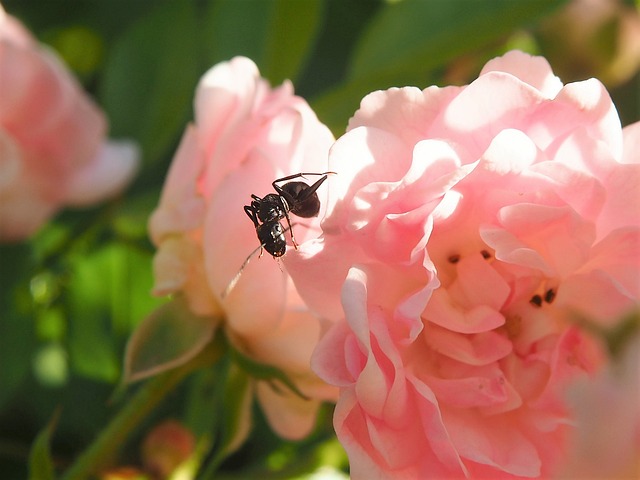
480,50,562,97
65,140,139,206
622,121,640,164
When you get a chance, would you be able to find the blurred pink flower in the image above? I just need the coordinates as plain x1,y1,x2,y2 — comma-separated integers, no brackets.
148,56,337,439
555,332,640,479
142,419,195,478
538,0,640,86
0,4,139,242
286,50,640,478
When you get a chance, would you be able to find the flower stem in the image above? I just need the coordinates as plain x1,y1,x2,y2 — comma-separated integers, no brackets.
61,340,223,480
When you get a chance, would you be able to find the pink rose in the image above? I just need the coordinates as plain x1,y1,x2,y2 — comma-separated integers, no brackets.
286,50,640,477
148,57,337,439
555,332,640,479
0,4,139,242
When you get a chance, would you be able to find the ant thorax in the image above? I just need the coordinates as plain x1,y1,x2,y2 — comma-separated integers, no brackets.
257,193,289,223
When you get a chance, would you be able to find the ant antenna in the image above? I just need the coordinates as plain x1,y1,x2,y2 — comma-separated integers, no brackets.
221,243,264,299
221,224,295,299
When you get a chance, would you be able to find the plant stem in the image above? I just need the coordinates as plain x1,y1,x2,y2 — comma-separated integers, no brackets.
61,341,222,480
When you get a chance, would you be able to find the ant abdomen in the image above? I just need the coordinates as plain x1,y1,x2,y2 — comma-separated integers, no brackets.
281,181,321,218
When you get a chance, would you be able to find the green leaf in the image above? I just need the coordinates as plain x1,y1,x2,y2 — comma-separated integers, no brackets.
229,342,309,400
198,358,253,477
184,368,222,439
65,243,163,383
261,0,324,84
123,298,217,384
28,410,60,480
350,0,566,80
218,362,253,457
312,0,567,133
0,244,35,407
200,0,323,83
200,0,270,67
111,190,161,241
100,0,200,165
0,313,34,406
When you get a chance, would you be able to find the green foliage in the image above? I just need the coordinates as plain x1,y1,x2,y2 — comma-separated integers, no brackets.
312,0,568,132
123,299,218,384
1,0,638,478
0,245,35,408
350,0,565,79
99,0,202,166
202,0,324,84
228,344,309,401
27,410,59,480
65,241,163,382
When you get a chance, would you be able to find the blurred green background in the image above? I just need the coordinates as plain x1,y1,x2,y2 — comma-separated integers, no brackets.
1,0,638,478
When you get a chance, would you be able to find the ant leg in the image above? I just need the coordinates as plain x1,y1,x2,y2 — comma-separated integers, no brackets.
273,172,336,208
282,212,298,249
293,174,332,203
272,171,336,191
245,206,266,256
244,205,260,227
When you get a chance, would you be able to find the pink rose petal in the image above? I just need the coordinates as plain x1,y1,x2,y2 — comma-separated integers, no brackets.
287,50,638,478
149,57,336,440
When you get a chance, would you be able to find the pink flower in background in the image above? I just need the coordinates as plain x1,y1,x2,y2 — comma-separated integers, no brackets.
142,419,195,479
0,4,139,242
149,57,337,439
286,50,640,478
555,332,640,479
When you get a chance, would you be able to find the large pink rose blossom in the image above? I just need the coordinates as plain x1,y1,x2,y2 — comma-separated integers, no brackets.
148,57,337,439
286,50,640,477
0,4,139,242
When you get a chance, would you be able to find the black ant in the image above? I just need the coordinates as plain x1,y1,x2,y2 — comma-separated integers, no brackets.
244,172,335,257
222,171,335,298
